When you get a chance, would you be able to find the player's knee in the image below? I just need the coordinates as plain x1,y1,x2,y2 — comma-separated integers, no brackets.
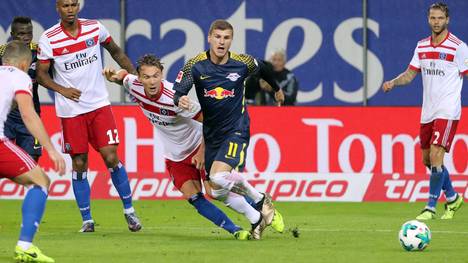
180,187,200,199
103,152,119,168
30,167,51,189
72,154,88,171
99,145,119,167
429,148,444,165
210,171,232,190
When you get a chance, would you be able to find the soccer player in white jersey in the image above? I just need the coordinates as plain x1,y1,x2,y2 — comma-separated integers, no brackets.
103,54,270,240
382,2,467,220
36,0,141,232
1,41,66,263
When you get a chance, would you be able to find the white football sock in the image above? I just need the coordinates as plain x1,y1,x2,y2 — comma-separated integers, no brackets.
124,207,135,214
17,241,32,250
225,192,261,224
424,206,436,212
446,193,458,203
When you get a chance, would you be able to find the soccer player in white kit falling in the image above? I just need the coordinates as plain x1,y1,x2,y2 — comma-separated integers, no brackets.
36,0,141,232
382,2,467,220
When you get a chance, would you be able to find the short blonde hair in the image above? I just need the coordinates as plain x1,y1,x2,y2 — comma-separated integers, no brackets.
2,40,31,64
208,19,234,35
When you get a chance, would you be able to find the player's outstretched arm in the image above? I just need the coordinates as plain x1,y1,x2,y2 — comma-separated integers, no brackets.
16,93,66,175
257,60,284,106
173,59,196,107
382,68,418,92
103,67,128,85
37,61,82,102
103,39,135,74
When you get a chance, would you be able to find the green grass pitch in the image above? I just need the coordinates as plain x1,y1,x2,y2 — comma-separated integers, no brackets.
1,200,467,262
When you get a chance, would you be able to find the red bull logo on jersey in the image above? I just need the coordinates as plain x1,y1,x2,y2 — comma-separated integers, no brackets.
204,87,235,100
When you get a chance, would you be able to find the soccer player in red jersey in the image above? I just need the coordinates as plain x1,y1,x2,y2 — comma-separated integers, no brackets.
383,2,467,220
37,0,141,232
1,40,66,263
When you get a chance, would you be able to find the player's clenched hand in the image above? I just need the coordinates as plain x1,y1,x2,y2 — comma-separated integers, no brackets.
60,87,82,102
382,80,395,93
178,95,192,111
103,67,117,82
47,149,66,176
191,149,205,170
275,89,285,106
103,67,128,83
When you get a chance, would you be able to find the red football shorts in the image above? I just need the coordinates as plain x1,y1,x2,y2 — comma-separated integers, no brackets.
165,147,206,191
0,139,36,179
60,105,119,155
420,119,458,152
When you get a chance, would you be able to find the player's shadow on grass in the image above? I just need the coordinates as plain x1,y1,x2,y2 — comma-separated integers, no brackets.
157,231,237,241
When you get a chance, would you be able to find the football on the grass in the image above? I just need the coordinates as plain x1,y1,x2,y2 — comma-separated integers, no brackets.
398,220,431,251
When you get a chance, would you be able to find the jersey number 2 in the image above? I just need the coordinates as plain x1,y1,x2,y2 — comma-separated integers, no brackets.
107,129,120,144
433,131,440,144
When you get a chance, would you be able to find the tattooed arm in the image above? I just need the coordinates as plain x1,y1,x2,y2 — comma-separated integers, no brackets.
382,68,419,92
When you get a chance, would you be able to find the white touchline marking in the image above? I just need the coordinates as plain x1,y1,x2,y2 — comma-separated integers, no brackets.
96,226,468,235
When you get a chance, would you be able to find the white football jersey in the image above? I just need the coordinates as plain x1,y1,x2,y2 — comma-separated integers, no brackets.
38,19,111,117
0,66,32,139
409,32,468,123
123,74,202,161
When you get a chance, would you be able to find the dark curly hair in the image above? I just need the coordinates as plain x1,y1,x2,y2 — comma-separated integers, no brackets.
12,16,32,25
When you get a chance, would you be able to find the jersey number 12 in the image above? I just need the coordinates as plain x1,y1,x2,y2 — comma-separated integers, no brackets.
107,129,120,144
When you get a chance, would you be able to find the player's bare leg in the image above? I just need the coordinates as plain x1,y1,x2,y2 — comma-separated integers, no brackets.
422,149,431,170
100,145,141,231
12,167,55,263
12,166,50,187
180,179,203,199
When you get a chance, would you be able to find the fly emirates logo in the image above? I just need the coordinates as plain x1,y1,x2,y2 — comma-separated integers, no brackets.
421,61,445,77
64,52,98,71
